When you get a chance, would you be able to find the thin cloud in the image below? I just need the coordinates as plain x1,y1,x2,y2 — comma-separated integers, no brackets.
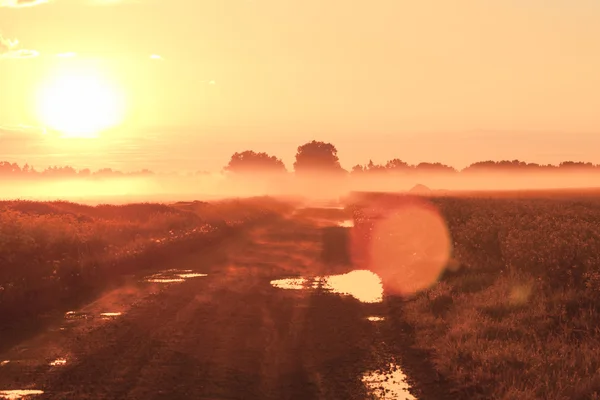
1,49,40,59
0,35,18,53
0,34,39,59
0,0,50,7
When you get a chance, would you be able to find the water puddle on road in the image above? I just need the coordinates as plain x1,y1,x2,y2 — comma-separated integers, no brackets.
270,277,310,290
0,390,44,399
147,278,185,283
270,270,383,303
143,269,207,284
100,312,122,319
64,311,91,320
49,358,67,367
362,363,416,400
178,273,208,279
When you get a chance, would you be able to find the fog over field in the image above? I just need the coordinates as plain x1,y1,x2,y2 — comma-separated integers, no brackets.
2,170,599,204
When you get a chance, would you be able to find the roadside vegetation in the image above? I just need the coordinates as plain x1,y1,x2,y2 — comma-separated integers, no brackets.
0,197,293,325
353,194,600,400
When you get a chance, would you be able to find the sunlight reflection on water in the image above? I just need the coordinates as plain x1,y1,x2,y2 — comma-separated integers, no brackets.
177,273,208,279
0,390,44,399
270,277,309,290
146,278,185,283
49,358,67,367
100,312,123,319
144,269,207,283
270,270,383,303
362,363,416,400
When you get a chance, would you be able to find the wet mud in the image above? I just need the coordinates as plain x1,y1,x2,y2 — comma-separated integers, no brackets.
0,207,450,400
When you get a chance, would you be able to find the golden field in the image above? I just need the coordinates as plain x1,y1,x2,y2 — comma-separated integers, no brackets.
358,194,600,400
0,197,293,324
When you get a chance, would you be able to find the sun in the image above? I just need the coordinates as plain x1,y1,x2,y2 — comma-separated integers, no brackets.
36,68,126,138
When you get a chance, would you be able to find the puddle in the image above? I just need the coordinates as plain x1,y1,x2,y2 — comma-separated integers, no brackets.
144,269,207,284
100,312,122,319
270,270,383,303
146,278,185,283
177,273,208,279
64,311,92,320
319,270,383,303
49,358,67,367
338,219,354,227
362,363,416,400
0,361,9,366
367,316,385,322
0,390,44,399
270,277,309,290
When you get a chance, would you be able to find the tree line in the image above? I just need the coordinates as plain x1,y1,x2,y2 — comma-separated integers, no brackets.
2,140,599,179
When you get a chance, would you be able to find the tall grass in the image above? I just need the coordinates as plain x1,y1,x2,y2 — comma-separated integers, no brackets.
0,196,292,323
351,194,600,399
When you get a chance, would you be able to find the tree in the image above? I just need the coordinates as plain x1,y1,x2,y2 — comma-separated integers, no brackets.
385,159,411,172
414,162,456,173
224,150,287,174
293,140,343,174
351,164,365,174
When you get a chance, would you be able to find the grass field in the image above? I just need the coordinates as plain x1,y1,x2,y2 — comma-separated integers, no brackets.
0,196,294,325
349,192,600,399
3,191,599,399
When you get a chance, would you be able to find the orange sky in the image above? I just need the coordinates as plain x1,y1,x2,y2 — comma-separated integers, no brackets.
1,0,600,172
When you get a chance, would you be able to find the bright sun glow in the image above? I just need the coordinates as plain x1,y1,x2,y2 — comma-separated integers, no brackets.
37,68,126,138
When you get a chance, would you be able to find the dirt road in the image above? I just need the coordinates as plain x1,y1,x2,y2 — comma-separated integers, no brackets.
0,210,446,400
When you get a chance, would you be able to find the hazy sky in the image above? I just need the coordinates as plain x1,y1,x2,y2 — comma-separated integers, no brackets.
1,0,600,172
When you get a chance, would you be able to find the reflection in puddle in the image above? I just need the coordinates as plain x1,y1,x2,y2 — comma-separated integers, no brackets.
0,361,9,366
362,363,416,400
320,270,383,303
146,278,185,283
64,311,91,320
367,316,385,322
177,273,208,279
49,358,67,367
144,269,207,284
270,277,309,290
270,270,383,303
100,312,122,319
338,219,354,228
0,390,44,399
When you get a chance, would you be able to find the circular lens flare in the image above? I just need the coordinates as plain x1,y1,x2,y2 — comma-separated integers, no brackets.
350,197,451,297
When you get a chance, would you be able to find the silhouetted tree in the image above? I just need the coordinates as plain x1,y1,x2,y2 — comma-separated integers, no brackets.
414,162,457,173
0,161,20,174
43,165,76,177
559,161,595,170
351,164,365,174
385,159,411,171
293,140,344,174
223,150,287,174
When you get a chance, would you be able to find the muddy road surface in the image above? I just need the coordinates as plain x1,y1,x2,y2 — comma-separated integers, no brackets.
0,209,443,400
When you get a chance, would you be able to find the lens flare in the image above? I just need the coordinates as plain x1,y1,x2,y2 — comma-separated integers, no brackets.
351,197,452,297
